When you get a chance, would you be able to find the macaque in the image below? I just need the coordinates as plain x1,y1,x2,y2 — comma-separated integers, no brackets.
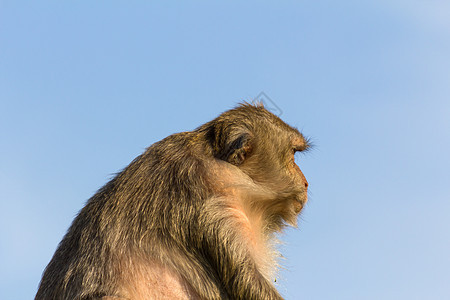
36,102,310,300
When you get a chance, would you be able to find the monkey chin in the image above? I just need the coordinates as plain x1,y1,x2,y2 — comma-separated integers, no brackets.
293,200,303,215
282,194,307,228
294,193,308,213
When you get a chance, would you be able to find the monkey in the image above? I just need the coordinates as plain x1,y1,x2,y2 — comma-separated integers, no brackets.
35,102,310,300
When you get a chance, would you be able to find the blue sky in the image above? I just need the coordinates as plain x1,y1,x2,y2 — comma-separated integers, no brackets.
1,1,449,299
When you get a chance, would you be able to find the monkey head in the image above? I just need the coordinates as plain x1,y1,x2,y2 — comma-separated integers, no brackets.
203,103,310,231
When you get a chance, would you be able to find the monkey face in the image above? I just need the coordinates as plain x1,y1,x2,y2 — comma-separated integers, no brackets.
224,129,309,227
260,132,309,224
204,103,310,227
289,136,309,211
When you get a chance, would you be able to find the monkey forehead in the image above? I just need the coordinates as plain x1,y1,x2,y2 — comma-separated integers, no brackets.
264,122,309,150
201,102,310,149
233,103,305,131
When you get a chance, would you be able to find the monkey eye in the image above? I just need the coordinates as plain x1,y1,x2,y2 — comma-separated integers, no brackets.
291,148,301,160
292,141,311,154
292,145,308,160
292,146,303,153
292,135,312,153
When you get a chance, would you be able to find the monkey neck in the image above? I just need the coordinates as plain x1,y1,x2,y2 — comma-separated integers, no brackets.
224,192,279,280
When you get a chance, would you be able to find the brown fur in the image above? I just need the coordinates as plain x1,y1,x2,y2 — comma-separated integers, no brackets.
35,103,310,300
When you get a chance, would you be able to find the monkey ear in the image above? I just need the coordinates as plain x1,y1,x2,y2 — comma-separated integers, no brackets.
224,133,253,166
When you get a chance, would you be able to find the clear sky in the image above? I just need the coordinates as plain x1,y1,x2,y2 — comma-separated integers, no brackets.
1,1,449,299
